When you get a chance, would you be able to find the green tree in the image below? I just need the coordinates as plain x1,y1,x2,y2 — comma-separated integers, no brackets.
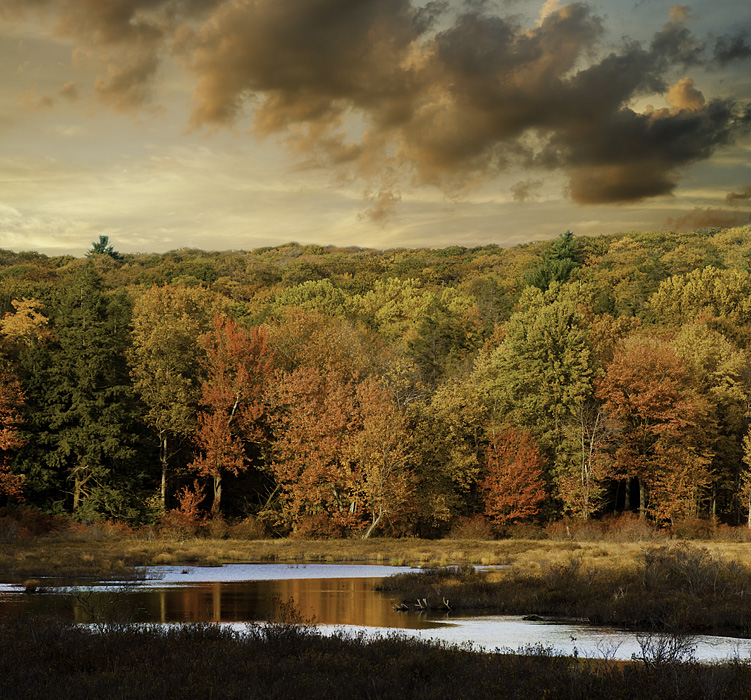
673,323,750,522
524,231,581,291
473,283,596,514
86,235,123,261
16,265,142,517
129,284,222,507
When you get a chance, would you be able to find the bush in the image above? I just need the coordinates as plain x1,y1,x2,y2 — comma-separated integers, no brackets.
291,514,345,539
669,518,713,540
227,516,267,540
0,506,68,540
201,515,229,540
447,515,495,540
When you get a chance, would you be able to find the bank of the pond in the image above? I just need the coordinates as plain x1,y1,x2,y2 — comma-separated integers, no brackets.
3,616,751,700
0,536,644,581
378,546,751,638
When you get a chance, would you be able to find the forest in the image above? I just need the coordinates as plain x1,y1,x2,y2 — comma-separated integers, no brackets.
2,225,751,538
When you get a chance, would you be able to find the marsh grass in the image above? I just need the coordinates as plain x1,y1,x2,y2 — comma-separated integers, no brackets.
2,615,751,700
379,542,751,636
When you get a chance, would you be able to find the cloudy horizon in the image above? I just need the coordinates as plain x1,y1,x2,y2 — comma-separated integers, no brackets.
1,0,750,256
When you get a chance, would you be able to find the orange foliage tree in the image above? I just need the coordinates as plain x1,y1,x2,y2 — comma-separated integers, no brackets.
480,427,546,526
0,370,25,501
189,315,272,513
270,367,360,533
596,335,714,523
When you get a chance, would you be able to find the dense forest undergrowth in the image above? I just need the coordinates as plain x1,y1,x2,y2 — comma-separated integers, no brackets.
3,226,751,538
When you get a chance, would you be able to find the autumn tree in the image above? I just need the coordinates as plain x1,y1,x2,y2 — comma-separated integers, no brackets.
346,378,414,538
473,283,597,514
481,427,546,526
648,266,751,345
269,367,359,533
596,335,714,522
0,366,25,501
129,284,223,507
189,315,272,513
266,307,373,381
0,298,50,347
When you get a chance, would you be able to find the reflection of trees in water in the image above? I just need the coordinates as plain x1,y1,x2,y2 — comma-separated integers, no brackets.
141,578,426,628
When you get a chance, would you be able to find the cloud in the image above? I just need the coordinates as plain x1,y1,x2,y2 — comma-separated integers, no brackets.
511,179,543,202
726,186,751,204
667,185,751,230
666,208,751,230
59,81,79,101
358,187,403,224
17,88,54,110
714,33,751,65
4,0,751,210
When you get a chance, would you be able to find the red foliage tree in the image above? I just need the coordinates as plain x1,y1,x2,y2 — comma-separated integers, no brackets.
0,370,25,501
190,315,272,512
481,427,546,526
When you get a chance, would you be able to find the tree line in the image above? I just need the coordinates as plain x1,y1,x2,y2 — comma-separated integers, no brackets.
2,227,751,535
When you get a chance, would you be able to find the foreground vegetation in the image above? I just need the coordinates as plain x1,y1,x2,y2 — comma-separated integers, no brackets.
3,614,751,700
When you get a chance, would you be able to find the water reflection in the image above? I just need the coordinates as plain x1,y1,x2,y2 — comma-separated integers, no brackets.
99,577,442,628
3,564,751,662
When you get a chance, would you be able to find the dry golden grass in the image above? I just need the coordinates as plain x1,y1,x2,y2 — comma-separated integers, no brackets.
4,535,751,583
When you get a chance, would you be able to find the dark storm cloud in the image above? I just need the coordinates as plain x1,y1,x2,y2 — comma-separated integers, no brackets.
5,0,750,206
714,33,751,64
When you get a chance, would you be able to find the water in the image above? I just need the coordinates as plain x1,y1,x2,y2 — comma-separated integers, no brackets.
2,563,751,662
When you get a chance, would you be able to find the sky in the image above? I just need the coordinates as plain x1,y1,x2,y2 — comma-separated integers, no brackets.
1,0,750,257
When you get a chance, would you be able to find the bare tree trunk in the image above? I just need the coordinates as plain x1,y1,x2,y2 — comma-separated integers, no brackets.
160,434,168,508
639,479,647,520
362,507,383,540
213,474,222,513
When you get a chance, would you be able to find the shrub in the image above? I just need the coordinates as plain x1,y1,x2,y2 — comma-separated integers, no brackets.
202,514,229,539
291,514,345,539
227,516,267,540
161,481,208,538
669,518,713,540
447,515,495,540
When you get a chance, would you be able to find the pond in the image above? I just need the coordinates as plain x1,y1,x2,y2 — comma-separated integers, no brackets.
2,563,751,662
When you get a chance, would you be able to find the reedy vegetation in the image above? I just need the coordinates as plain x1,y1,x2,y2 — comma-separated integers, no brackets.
3,613,751,700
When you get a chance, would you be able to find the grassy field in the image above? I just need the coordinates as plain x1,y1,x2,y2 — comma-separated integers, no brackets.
0,535,586,580
4,532,751,579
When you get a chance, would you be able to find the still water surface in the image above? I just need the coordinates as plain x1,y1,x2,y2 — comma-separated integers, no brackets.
3,563,751,661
